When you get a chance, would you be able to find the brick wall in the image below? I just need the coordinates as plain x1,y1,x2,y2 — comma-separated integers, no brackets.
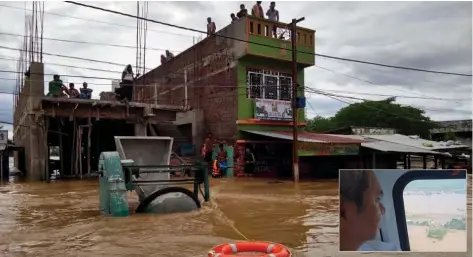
134,34,239,142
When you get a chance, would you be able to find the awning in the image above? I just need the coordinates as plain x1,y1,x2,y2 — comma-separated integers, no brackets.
241,130,364,144
361,141,445,155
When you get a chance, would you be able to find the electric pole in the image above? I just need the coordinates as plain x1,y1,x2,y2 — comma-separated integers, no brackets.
290,17,304,183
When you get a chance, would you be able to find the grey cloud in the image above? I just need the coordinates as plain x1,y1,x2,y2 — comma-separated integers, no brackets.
0,1,470,122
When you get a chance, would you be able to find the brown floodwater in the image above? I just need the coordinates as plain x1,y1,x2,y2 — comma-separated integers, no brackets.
0,177,471,257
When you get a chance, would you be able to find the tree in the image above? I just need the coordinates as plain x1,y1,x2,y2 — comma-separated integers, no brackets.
306,98,438,138
306,115,337,132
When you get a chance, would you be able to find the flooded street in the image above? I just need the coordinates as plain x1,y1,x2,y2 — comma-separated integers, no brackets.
0,177,471,257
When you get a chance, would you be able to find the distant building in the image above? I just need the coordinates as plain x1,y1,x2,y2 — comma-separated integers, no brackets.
430,119,472,148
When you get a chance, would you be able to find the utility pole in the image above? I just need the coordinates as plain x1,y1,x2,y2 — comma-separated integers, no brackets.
290,17,305,183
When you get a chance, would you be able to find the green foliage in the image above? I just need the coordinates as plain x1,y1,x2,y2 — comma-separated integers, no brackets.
306,98,438,137
444,132,457,141
306,115,337,132
443,217,466,230
427,228,447,240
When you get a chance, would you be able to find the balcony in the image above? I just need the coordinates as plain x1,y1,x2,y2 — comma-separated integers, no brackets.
243,16,315,66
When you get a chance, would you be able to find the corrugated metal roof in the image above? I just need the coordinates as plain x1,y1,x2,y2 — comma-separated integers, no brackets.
241,130,364,144
364,134,468,150
361,141,444,155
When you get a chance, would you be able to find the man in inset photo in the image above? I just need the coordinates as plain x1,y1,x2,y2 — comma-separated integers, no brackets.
339,169,393,251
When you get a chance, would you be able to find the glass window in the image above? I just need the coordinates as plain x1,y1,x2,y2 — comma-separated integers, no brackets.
402,178,467,252
246,69,293,101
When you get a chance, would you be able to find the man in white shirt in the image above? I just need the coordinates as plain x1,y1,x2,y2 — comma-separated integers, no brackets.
339,170,386,251
266,2,279,37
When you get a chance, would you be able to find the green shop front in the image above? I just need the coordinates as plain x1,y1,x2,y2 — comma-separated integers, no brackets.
235,128,364,178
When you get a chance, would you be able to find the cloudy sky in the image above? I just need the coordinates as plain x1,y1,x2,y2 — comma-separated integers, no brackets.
0,1,471,138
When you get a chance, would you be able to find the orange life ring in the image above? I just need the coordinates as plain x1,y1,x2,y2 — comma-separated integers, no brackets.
208,241,291,257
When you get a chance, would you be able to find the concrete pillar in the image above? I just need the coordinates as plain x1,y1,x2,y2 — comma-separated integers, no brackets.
174,109,205,150
134,123,147,136
25,62,47,181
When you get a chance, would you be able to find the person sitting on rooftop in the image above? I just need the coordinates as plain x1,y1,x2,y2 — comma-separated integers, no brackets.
166,50,174,60
79,82,93,99
47,74,67,97
68,83,80,98
252,1,264,18
237,4,248,18
206,17,216,36
230,13,238,23
161,54,167,65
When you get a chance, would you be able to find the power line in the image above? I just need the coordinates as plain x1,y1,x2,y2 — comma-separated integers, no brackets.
0,55,122,74
0,3,195,39
0,31,182,53
306,88,471,118
0,68,469,104
313,64,468,105
309,90,438,124
64,1,473,77
309,88,470,102
1,77,468,115
2,52,469,103
0,45,154,71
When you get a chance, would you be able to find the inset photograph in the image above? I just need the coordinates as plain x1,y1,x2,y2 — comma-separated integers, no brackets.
339,169,467,252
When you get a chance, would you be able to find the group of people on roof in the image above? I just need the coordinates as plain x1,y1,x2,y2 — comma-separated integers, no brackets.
233,1,279,22
47,74,92,99
160,50,175,65
206,2,280,37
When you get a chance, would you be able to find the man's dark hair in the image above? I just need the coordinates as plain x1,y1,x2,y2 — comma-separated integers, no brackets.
270,1,275,5
53,74,60,80
69,83,74,87
219,144,224,148
339,170,372,214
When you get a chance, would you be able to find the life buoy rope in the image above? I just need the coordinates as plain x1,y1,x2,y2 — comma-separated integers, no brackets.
208,241,291,257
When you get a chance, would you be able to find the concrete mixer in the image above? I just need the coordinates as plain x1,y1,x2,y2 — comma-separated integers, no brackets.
97,136,210,217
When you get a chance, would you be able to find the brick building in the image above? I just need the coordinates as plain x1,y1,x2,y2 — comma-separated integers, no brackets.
135,16,315,144
134,16,320,177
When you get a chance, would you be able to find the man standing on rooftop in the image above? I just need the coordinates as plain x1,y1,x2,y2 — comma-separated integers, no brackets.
266,2,279,37
252,1,264,18
206,17,216,36
266,2,279,22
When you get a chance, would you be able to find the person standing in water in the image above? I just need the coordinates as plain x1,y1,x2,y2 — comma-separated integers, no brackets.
244,147,256,176
204,133,215,171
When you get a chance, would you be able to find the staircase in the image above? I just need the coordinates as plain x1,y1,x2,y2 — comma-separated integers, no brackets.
151,123,193,154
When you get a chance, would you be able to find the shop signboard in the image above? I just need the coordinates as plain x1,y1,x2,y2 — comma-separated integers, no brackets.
254,99,292,121
298,142,359,156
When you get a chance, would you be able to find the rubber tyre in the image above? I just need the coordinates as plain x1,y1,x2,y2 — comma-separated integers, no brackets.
135,186,201,213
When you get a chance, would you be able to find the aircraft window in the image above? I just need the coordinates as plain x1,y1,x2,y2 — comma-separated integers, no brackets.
392,170,467,252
